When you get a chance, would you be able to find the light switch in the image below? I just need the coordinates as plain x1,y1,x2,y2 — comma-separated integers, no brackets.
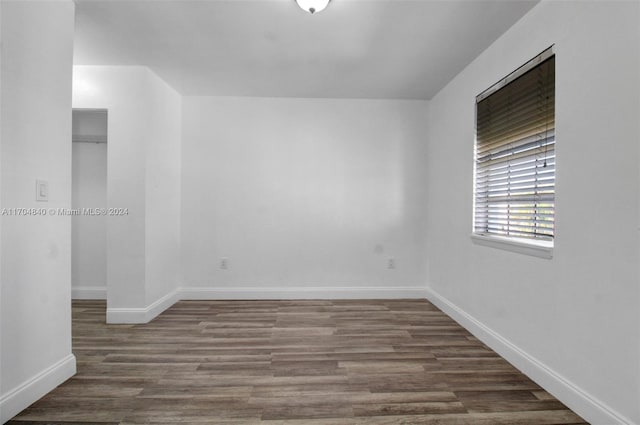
36,180,48,202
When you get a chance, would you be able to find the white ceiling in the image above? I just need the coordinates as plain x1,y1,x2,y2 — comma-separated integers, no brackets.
74,0,538,99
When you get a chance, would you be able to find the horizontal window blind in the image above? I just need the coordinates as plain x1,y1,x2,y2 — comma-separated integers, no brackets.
474,50,555,242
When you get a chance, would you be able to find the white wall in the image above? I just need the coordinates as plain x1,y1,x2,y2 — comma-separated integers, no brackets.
74,67,148,310
181,97,428,298
0,1,76,422
71,140,107,299
73,66,181,322
424,1,640,424
0,0,4,417
145,72,182,306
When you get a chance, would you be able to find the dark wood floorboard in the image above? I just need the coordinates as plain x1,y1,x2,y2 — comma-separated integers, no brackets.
9,299,588,424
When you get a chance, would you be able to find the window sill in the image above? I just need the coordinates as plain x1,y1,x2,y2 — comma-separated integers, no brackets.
470,234,553,259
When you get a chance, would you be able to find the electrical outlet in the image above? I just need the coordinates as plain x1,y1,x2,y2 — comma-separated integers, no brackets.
387,258,395,269
220,257,228,270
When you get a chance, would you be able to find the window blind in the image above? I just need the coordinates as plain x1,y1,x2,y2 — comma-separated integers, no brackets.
474,50,555,242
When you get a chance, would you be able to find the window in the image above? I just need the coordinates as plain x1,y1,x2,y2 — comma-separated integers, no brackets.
473,47,555,253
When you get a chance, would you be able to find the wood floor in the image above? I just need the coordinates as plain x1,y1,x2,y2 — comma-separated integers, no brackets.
10,299,587,424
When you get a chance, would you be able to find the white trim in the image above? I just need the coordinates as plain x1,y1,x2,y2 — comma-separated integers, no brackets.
105,286,426,324
178,286,428,300
471,233,553,259
424,285,634,425
106,289,180,324
71,285,106,300
106,307,145,324
145,290,181,322
0,354,76,423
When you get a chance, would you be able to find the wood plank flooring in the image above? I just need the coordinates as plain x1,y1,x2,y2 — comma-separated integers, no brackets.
9,299,588,424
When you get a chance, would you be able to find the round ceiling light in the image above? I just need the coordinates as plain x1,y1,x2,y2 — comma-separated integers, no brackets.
295,0,331,14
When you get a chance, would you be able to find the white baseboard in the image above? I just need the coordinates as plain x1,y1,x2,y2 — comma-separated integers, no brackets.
72,285,106,300
106,289,180,324
0,354,76,423
104,286,426,324
424,285,634,425
178,286,428,300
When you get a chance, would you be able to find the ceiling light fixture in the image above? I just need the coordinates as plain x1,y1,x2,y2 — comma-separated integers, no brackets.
295,0,331,14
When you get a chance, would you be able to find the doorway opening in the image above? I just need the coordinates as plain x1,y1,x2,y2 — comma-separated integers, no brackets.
71,109,108,300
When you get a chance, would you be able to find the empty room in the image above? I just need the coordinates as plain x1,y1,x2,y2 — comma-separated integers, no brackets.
0,0,639,424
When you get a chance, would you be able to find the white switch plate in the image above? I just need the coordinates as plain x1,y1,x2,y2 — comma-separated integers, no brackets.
36,179,48,202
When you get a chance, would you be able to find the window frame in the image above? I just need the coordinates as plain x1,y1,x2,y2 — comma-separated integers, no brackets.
471,46,555,259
